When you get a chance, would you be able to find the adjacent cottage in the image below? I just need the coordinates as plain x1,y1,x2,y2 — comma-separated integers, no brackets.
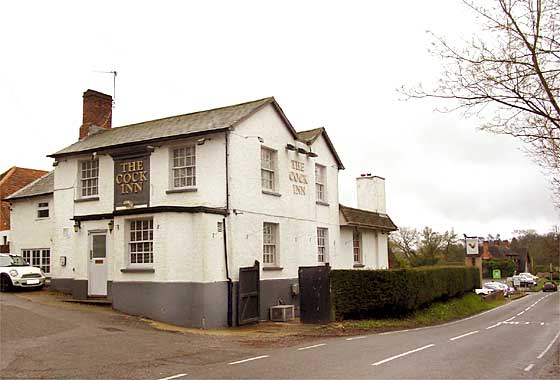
7,90,397,328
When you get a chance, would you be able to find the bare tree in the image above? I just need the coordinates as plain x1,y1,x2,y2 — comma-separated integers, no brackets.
390,227,420,260
403,0,559,205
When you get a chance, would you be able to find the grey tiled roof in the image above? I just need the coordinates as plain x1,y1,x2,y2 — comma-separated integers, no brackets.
339,204,397,232
6,171,54,201
50,97,276,157
296,127,344,169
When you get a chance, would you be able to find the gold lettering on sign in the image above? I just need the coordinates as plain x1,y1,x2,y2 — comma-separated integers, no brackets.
115,160,148,194
289,160,307,195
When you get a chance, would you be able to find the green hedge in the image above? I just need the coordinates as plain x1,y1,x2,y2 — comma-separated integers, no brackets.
482,258,516,278
331,266,481,319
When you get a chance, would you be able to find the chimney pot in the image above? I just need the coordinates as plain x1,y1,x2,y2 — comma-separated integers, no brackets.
79,89,113,140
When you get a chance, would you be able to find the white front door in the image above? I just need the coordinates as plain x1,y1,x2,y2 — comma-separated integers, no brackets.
88,232,107,297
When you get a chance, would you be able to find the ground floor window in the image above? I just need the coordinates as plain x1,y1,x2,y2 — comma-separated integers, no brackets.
21,248,50,274
317,227,328,263
263,222,278,266
353,230,362,264
129,219,154,264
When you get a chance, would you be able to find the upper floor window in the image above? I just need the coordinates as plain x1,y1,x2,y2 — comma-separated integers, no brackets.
172,146,196,188
261,147,276,192
80,159,99,197
262,222,278,266
317,227,328,263
37,202,49,218
315,164,326,202
129,219,154,265
353,230,362,265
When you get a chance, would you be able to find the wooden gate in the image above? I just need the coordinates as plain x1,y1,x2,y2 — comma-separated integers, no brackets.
238,260,260,326
298,264,332,324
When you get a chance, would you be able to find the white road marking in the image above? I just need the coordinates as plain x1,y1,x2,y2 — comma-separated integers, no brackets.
449,331,479,341
297,343,326,351
541,322,545,326
524,364,534,372
346,336,367,341
372,344,435,366
505,316,516,322
525,322,530,325
157,374,187,380
517,311,524,316
486,323,501,330
525,307,531,311
228,355,269,365
380,329,410,335
537,331,560,359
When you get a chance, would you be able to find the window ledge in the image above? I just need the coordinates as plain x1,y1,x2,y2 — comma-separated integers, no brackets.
263,266,284,271
75,197,100,203
353,264,365,268
120,268,155,273
262,190,282,197
166,188,197,194
316,200,329,206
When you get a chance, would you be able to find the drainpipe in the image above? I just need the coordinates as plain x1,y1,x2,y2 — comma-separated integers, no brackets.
224,130,233,326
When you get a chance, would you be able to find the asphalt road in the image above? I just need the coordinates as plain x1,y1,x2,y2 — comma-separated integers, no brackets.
1,291,559,379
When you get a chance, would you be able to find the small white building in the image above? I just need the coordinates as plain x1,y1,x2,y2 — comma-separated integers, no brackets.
8,90,397,328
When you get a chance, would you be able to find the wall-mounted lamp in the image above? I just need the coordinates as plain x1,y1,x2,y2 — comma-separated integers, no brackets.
197,137,211,146
108,220,114,233
52,161,59,167
286,144,296,151
73,220,81,232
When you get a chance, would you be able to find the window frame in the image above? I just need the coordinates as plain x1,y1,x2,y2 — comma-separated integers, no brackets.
21,248,51,274
262,222,278,267
353,229,362,265
317,227,328,263
261,147,277,192
170,144,197,190
315,164,327,202
127,218,154,267
37,202,49,219
78,159,99,198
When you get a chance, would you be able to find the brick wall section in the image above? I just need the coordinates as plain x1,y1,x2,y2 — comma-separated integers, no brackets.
0,167,48,231
79,89,113,140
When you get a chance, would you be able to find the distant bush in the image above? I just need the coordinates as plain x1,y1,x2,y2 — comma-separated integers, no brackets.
482,258,516,278
330,266,480,320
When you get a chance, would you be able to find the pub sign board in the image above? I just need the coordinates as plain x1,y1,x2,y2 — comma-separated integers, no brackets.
114,155,150,208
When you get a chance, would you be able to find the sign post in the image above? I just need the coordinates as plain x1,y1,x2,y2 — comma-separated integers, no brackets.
464,234,482,286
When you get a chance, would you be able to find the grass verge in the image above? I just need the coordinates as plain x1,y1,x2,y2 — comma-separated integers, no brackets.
331,292,505,333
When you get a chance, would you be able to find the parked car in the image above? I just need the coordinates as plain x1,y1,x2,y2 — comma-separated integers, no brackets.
0,253,46,292
512,274,536,287
520,272,539,281
542,281,558,292
483,281,514,296
475,288,494,295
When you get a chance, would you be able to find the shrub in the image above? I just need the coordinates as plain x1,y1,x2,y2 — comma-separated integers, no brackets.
330,266,480,320
482,258,516,278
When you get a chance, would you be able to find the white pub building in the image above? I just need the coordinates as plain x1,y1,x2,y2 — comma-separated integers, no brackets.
7,90,397,328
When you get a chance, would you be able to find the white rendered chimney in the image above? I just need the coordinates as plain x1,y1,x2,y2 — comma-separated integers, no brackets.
356,174,386,214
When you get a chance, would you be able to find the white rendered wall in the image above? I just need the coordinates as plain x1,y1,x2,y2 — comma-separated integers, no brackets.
9,195,54,267
356,176,386,214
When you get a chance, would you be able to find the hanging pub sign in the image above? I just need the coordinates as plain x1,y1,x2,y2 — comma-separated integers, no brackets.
114,154,150,208
465,237,479,255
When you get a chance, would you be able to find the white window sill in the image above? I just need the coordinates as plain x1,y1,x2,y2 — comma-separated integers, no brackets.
263,266,284,271
75,196,100,203
316,200,329,206
166,187,197,194
262,190,281,197
353,263,365,268
120,267,155,273
35,217,50,221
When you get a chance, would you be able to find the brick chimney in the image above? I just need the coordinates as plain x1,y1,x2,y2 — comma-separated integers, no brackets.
356,174,386,213
79,89,113,140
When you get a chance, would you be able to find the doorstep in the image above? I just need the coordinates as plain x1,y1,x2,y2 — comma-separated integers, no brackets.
62,298,112,306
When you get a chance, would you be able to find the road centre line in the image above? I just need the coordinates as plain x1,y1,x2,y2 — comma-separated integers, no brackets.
517,311,525,316
157,374,187,380
524,364,534,372
297,343,326,351
537,331,560,359
346,336,367,341
228,355,269,365
486,323,501,330
372,344,435,366
505,316,516,322
449,331,479,341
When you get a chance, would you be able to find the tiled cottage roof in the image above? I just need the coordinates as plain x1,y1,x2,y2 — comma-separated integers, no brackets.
50,97,289,158
339,204,397,232
5,171,54,201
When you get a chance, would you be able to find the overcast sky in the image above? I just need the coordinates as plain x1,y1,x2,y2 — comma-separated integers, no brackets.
1,1,557,239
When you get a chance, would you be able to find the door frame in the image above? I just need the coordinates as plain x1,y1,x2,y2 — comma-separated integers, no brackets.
88,230,108,297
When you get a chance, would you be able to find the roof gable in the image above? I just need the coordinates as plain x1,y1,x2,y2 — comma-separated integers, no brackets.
5,171,54,201
339,204,397,232
296,128,344,170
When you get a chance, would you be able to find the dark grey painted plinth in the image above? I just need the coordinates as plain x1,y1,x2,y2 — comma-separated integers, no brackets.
49,278,112,300
260,278,299,320
111,281,229,328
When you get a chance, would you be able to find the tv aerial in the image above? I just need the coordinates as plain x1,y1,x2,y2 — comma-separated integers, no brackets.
93,70,117,108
